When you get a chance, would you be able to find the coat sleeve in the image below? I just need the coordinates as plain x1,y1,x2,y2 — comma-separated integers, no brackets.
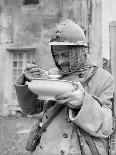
69,75,114,138
14,74,43,115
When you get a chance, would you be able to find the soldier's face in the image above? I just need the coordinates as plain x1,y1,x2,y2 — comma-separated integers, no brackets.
52,46,70,73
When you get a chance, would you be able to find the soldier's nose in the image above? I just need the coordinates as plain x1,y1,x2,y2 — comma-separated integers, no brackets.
58,56,65,65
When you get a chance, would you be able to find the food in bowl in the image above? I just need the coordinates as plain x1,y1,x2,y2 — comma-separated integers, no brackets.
26,78,76,100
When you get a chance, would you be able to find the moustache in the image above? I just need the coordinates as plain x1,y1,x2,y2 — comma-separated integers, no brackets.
59,62,69,68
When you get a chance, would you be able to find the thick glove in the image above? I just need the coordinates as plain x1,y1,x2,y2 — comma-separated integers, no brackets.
55,82,85,109
24,63,48,82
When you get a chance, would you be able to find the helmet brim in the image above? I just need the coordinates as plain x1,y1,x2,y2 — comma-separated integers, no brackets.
48,41,87,47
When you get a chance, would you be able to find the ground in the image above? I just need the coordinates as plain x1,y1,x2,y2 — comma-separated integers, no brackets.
0,115,37,155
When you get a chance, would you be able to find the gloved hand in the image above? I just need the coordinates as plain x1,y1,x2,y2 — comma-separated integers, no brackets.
24,63,48,82
55,82,85,109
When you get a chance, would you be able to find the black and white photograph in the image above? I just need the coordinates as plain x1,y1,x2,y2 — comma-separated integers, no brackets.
0,0,116,155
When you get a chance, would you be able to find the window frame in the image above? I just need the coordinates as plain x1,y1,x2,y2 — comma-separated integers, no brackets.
23,0,39,5
7,48,36,100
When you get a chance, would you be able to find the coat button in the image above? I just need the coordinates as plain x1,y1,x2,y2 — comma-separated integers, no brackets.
79,73,84,78
60,150,64,155
66,118,71,123
63,133,68,138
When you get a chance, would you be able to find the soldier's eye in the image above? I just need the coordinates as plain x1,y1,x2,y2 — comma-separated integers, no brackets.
62,53,69,57
54,54,59,60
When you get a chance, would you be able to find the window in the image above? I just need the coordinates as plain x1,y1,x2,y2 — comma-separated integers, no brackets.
11,49,35,99
24,0,39,5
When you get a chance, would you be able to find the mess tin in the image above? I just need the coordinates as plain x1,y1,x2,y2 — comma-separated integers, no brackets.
26,78,77,100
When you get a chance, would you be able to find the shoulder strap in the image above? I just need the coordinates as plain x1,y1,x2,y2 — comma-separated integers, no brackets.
37,104,64,138
75,126,100,155
79,127,100,155
75,66,100,155
81,66,99,87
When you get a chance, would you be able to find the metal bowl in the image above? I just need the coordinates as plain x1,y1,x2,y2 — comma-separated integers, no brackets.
26,78,75,100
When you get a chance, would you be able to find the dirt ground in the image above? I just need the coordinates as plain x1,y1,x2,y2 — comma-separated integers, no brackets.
0,115,37,155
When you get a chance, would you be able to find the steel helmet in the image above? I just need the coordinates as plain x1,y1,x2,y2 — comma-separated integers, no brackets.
49,19,87,47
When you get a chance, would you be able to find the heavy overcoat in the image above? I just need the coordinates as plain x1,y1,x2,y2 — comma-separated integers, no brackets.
15,67,114,155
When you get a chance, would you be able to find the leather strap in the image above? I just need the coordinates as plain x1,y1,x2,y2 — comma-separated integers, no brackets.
79,128,100,155
75,66,100,155
37,104,64,138
75,126,86,155
81,66,98,87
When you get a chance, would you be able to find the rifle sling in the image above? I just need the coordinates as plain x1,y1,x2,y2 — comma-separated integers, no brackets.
76,126,100,155
37,104,64,137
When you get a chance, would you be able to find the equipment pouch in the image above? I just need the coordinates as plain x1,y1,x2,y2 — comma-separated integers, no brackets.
25,121,41,152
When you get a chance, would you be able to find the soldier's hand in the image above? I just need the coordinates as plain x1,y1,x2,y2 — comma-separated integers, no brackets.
55,82,85,109
24,63,48,82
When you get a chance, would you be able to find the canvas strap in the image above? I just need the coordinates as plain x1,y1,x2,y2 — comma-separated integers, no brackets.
75,66,100,155
81,66,98,87
75,126,100,155
72,66,100,155
36,104,64,138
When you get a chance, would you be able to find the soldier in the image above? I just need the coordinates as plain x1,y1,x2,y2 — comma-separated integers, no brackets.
15,19,114,155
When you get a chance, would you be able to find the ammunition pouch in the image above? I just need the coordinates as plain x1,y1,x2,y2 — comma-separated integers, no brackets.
25,121,41,152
